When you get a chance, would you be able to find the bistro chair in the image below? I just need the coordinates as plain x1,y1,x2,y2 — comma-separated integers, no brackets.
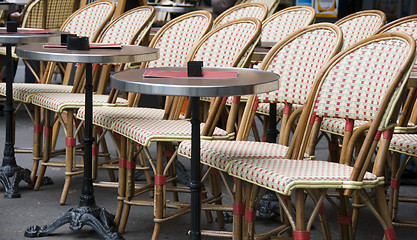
237,0,280,16
75,10,213,226
178,22,343,239
227,32,415,240
29,5,156,205
111,18,262,238
213,2,268,28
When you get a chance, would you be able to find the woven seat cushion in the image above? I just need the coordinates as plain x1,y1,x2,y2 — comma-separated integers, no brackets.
320,118,370,136
179,140,294,171
0,83,73,103
77,106,165,129
228,158,381,195
31,93,128,112
112,118,233,147
389,134,417,156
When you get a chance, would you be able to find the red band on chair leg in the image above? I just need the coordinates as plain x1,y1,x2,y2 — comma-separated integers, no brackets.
232,96,241,104
374,130,382,141
210,168,219,175
383,129,394,140
96,126,103,135
245,209,256,222
328,142,339,151
126,161,136,170
221,97,227,104
309,113,316,125
345,120,354,132
315,116,323,122
261,137,267,142
155,174,166,185
391,178,400,189
384,227,396,240
66,137,76,147
92,146,99,156
44,127,52,137
113,133,121,140
164,150,174,159
34,124,43,133
280,194,291,201
92,64,101,71
318,203,325,214
233,203,245,215
252,96,259,111
293,230,310,240
283,103,291,115
118,158,127,168
337,215,352,226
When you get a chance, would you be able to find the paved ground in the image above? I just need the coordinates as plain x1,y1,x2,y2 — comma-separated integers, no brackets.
1,62,417,239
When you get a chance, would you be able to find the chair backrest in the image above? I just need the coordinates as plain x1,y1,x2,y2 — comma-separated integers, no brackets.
258,23,342,106
21,0,79,29
261,6,315,45
186,17,262,67
60,0,116,43
142,11,212,69
238,0,280,16
334,10,386,50
97,6,155,45
213,2,268,28
294,34,415,182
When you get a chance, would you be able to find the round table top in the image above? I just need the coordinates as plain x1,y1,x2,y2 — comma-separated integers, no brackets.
16,43,159,64
110,67,279,97
0,28,62,44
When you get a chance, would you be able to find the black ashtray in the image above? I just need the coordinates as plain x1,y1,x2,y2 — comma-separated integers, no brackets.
187,61,203,77
6,21,18,33
61,33,77,46
67,36,90,50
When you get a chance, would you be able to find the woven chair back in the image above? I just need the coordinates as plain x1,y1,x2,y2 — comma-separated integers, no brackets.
261,6,315,44
213,2,268,28
187,17,262,67
335,10,386,50
144,11,213,68
258,23,342,105
238,0,280,16
21,0,78,29
60,0,116,43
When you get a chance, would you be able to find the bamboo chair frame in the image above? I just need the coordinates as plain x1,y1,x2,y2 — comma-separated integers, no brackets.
236,0,280,17
213,2,268,28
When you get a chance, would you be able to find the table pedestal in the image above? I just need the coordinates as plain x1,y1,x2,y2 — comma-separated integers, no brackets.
0,44,31,198
190,96,201,240
24,63,123,240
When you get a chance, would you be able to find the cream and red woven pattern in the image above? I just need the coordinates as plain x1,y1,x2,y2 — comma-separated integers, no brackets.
148,15,211,68
0,83,73,103
244,0,277,12
77,106,165,129
62,2,114,40
255,102,302,117
320,118,369,135
99,8,154,44
261,8,314,43
337,15,384,49
112,118,233,147
178,140,293,171
22,0,77,29
389,134,417,156
385,21,417,40
228,159,380,195
258,28,339,104
31,93,128,112
192,22,258,67
313,39,410,125
214,5,267,27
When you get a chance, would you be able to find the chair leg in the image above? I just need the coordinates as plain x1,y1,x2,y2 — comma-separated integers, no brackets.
294,189,310,240
114,135,127,229
31,105,43,183
389,152,402,220
233,178,244,240
60,109,75,205
208,168,224,228
245,184,259,240
152,142,165,240
34,109,52,190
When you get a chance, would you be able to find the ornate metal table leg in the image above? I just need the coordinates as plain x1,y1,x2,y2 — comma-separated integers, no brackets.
25,63,123,240
0,44,31,198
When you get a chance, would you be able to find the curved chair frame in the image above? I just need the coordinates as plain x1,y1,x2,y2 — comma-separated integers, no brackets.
213,2,268,28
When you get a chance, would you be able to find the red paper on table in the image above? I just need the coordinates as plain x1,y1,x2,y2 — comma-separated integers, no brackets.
0,29,54,34
43,43,123,49
143,70,237,79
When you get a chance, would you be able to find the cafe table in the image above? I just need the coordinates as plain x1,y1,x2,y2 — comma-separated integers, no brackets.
16,43,158,240
110,66,279,239
0,28,61,198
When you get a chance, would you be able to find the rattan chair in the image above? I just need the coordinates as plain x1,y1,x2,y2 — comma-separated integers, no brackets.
111,18,262,238
29,5,156,205
227,32,415,240
178,22,342,239
213,2,268,28
237,0,280,16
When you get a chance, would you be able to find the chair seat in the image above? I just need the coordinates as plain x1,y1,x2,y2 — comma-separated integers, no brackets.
0,83,73,103
31,92,128,112
228,158,382,195
389,134,417,156
178,140,292,171
112,118,234,147
77,106,165,129
320,118,370,136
